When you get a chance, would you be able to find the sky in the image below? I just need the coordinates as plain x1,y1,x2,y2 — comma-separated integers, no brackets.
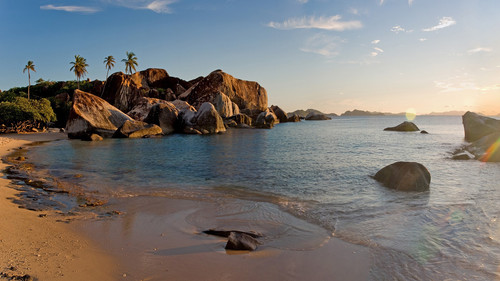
1,0,499,115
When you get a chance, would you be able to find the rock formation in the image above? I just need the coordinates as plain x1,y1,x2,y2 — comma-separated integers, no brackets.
213,92,236,118
462,111,500,142
270,105,288,123
184,70,268,112
143,103,179,135
226,232,259,251
228,114,253,127
66,90,132,139
113,120,162,138
287,114,300,123
383,121,420,132
126,97,171,121
192,102,226,134
374,162,431,192
305,112,331,121
255,109,279,129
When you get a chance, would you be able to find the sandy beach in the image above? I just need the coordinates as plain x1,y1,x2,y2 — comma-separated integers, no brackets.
1,133,374,281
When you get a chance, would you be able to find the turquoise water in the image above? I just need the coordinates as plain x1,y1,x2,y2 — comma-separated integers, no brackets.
29,116,500,280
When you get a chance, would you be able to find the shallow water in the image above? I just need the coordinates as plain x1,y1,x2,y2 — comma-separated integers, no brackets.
28,116,500,280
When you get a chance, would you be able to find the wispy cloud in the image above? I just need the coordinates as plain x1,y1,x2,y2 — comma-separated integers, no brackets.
419,38,427,42
371,47,384,57
300,34,345,58
40,4,99,13
422,17,456,32
468,47,493,54
107,0,176,13
391,25,410,34
268,15,362,31
371,39,380,44
435,73,499,93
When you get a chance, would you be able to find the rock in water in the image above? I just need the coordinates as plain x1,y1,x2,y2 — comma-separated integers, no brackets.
82,134,103,141
66,89,133,139
228,113,253,127
185,70,268,112
225,232,259,251
270,105,288,123
287,113,301,123
144,103,179,135
213,92,234,118
462,111,500,142
256,109,279,129
192,102,226,134
374,162,431,192
126,97,172,121
113,120,162,138
384,121,420,132
305,112,331,121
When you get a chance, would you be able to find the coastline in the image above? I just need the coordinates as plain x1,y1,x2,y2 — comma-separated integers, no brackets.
1,132,374,281
0,133,117,280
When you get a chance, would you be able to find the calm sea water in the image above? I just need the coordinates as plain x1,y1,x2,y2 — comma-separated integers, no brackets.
28,116,500,280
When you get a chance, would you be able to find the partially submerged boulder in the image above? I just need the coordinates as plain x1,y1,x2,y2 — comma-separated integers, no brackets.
228,114,253,127
66,90,133,139
462,111,500,142
384,121,420,132
226,232,259,251
185,70,268,112
374,162,431,192
192,102,226,134
287,113,301,123
144,103,179,135
270,105,288,123
113,120,162,138
256,109,279,129
305,112,331,121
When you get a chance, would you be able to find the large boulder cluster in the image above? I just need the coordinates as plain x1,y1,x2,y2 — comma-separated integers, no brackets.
66,69,301,140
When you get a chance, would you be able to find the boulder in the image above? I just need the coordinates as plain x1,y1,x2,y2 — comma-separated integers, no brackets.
192,102,226,134
185,70,268,112
126,97,171,121
66,90,133,139
144,103,179,135
420,130,429,134
224,119,238,128
225,232,259,251
374,162,431,192
172,100,197,127
468,132,500,162
462,111,500,142
383,121,420,132
101,68,193,112
228,114,253,127
232,102,240,116
287,113,300,123
270,105,288,123
113,120,162,138
256,109,279,129
305,112,331,121
82,134,103,142
213,92,234,118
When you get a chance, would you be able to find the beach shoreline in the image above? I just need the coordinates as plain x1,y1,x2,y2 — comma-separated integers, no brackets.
1,132,374,281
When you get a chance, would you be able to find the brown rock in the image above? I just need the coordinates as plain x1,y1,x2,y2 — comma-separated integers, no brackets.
383,121,419,132
256,109,279,129
462,111,500,142
185,70,268,112
305,112,331,121
270,105,288,123
126,97,171,121
192,102,226,134
82,134,104,141
144,103,179,135
225,232,259,251
228,114,253,127
66,90,133,139
213,92,235,118
113,120,162,138
287,113,300,123
374,162,431,192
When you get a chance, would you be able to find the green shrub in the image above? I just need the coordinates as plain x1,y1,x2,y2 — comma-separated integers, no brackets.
0,97,56,124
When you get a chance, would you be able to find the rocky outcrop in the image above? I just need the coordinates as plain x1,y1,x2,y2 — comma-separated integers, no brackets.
305,112,331,121
113,120,162,138
462,111,500,142
192,102,226,134
184,70,268,112
144,103,179,135
228,114,253,127
256,109,279,129
213,92,235,118
172,100,197,127
384,121,420,132
126,97,171,121
466,132,500,162
287,114,300,123
374,162,431,192
101,68,192,112
66,90,133,139
270,105,288,123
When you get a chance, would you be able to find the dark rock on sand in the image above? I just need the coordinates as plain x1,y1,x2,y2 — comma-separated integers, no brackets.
184,70,268,112
113,120,162,138
462,111,500,142
374,162,431,192
225,232,259,251
202,229,262,238
384,121,420,132
66,89,133,139
305,112,331,121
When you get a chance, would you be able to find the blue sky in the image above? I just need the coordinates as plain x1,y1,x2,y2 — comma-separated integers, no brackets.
1,0,499,114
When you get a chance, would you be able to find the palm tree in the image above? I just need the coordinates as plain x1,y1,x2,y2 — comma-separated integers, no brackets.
23,61,36,100
70,55,88,89
103,55,115,80
122,52,138,75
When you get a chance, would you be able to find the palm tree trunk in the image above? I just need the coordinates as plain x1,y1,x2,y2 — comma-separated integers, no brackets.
28,70,31,100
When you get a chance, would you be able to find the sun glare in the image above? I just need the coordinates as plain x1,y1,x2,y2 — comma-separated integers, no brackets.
406,108,417,121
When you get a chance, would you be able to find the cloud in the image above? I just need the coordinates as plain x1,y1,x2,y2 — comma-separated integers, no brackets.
374,47,384,53
419,38,427,42
300,34,345,57
370,52,379,57
408,0,414,6
422,17,456,32
268,15,362,31
391,25,406,34
434,73,500,93
371,39,380,44
107,0,176,13
468,47,493,54
40,4,99,13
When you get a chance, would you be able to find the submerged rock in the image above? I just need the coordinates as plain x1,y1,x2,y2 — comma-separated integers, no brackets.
66,89,133,139
374,162,431,192
383,121,420,132
82,133,103,141
113,120,162,138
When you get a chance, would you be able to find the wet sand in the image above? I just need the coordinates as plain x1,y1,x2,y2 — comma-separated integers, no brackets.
1,132,374,280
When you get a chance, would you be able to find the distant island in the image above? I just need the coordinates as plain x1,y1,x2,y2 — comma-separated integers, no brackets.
288,109,337,118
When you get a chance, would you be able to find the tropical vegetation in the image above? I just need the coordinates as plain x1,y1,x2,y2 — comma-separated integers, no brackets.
104,55,115,80
70,55,89,89
122,52,138,74
23,61,36,100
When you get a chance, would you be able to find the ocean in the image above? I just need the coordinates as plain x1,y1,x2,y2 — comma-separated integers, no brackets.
27,116,500,280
